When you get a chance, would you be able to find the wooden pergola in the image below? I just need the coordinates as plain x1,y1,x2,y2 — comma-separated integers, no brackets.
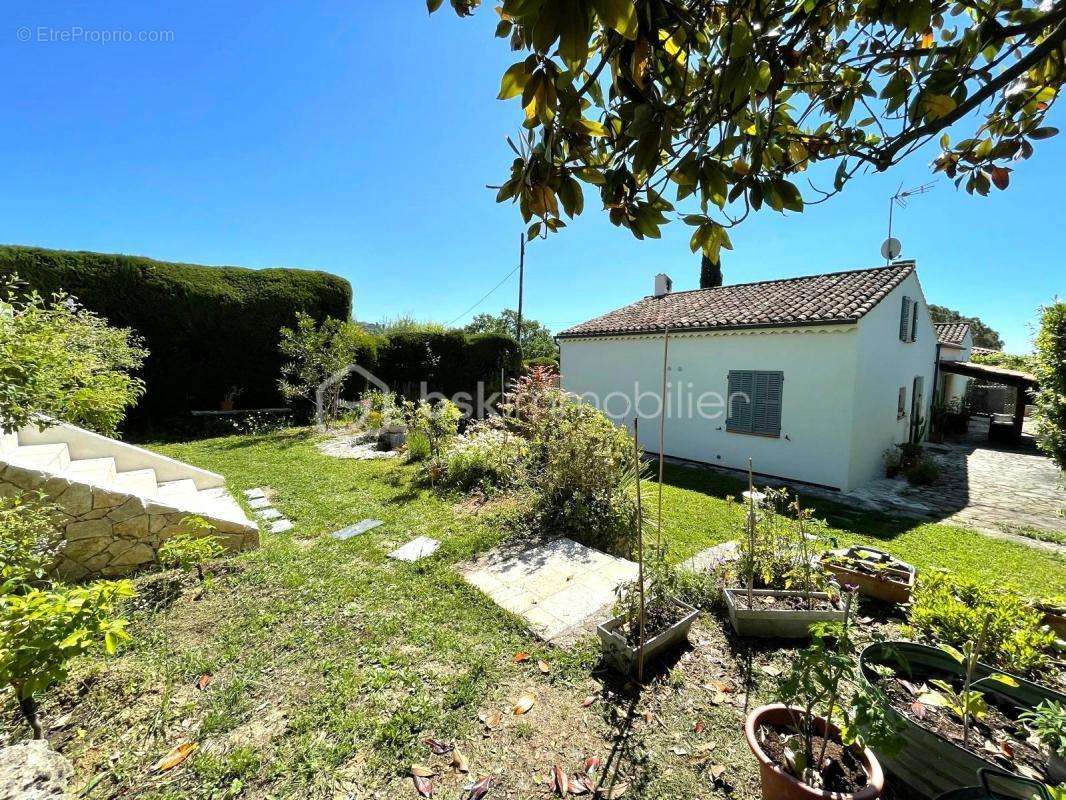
938,360,1039,441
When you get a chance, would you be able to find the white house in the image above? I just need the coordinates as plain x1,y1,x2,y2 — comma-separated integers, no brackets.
934,322,973,405
557,261,937,491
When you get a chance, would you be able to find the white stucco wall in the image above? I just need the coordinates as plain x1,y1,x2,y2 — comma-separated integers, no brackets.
560,324,861,490
937,330,973,404
846,271,938,488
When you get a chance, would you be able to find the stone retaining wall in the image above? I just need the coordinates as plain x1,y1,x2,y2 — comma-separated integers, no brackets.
0,461,259,581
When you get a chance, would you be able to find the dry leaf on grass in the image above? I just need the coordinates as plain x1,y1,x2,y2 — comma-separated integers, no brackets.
760,664,781,677
551,764,568,795
694,720,704,734
538,660,550,674
710,764,727,782
195,674,212,691
153,742,198,772
413,774,434,797
598,782,628,798
512,692,536,715
452,748,470,773
422,737,453,755
464,775,493,798
513,651,530,663
708,679,732,693
569,774,592,794
581,695,597,708
583,756,601,777
411,764,437,778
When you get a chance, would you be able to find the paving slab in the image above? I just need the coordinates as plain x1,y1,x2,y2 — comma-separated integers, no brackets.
270,519,294,534
332,519,384,540
243,488,266,500
257,508,283,521
248,497,272,510
459,538,639,646
389,536,440,562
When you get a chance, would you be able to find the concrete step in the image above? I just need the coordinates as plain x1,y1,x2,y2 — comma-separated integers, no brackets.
156,479,199,503
112,468,158,497
64,457,118,486
7,443,70,472
178,486,249,524
0,431,19,453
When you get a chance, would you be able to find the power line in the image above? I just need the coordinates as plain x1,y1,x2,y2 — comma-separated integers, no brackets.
445,263,521,327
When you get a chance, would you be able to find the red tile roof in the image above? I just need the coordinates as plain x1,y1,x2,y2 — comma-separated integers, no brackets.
934,322,971,347
558,262,916,339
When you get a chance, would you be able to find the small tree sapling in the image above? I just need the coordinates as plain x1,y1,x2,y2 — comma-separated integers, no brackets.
158,516,225,587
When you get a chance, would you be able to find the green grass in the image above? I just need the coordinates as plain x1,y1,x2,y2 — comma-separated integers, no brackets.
9,428,1061,800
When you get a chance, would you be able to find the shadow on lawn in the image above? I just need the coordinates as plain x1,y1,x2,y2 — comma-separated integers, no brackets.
211,428,315,451
657,463,927,546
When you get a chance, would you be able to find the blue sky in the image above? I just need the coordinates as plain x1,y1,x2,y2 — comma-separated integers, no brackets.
1,2,1062,352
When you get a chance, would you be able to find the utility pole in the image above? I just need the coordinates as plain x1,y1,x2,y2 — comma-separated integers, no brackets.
516,233,525,363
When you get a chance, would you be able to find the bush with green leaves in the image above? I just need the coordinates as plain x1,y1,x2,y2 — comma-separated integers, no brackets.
0,492,63,592
905,571,1057,677
1033,301,1066,470
278,312,378,426
0,275,147,435
0,579,134,738
438,422,530,492
1021,700,1066,758
407,398,462,469
158,517,225,583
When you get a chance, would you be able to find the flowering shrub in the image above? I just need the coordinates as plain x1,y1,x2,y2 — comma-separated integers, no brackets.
439,423,529,492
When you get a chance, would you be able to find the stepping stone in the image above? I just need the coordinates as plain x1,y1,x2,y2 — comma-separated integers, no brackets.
244,488,266,500
332,519,384,540
388,536,440,562
248,497,271,510
270,519,294,534
257,508,283,521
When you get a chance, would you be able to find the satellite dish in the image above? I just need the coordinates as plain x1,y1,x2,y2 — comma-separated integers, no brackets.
881,237,902,260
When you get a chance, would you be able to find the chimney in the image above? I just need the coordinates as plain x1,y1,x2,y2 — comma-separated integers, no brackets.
654,273,673,298
700,255,723,288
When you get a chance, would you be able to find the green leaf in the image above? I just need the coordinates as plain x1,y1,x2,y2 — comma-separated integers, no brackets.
559,1,591,68
498,62,530,100
983,673,1020,688
922,94,957,121
577,117,609,137
427,0,445,12
1029,127,1059,140
590,0,638,40
939,644,965,662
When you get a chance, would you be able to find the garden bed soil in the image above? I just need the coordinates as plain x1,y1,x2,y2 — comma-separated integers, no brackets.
882,669,1050,781
759,723,869,795
731,593,839,613
620,601,690,647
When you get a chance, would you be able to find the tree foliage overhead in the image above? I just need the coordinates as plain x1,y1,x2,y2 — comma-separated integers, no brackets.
431,0,1064,259
464,308,557,359
928,303,1004,348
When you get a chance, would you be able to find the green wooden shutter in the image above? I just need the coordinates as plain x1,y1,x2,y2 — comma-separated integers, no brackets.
899,296,912,341
752,371,784,436
727,371,754,432
910,301,919,342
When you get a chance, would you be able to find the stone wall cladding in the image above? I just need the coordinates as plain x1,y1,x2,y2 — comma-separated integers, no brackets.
0,462,259,581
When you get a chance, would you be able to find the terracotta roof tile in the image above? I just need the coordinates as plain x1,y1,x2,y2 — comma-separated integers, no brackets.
558,262,916,338
934,322,970,347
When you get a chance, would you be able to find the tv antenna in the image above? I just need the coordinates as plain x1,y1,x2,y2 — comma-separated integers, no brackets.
882,181,935,264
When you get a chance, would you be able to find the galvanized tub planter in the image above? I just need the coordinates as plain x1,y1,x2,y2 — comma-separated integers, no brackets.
377,424,407,451
820,546,916,605
724,588,845,638
858,641,1066,798
597,598,699,675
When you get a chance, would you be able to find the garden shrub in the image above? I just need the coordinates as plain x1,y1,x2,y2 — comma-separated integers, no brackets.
0,276,147,436
905,571,1057,677
438,422,529,492
1033,301,1066,469
0,245,352,432
904,453,940,485
0,492,63,591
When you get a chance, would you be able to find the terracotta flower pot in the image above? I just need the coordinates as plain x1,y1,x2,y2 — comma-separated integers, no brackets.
744,704,885,800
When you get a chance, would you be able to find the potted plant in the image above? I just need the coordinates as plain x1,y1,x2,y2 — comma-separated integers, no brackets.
745,591,897,800
820,546,916,605
1021,701,1066,785
859,637,1066,797
597,418,698,677
723,471,844,638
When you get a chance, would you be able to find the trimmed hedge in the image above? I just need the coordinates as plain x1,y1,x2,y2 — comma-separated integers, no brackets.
0,245,352,432
375,330,519,406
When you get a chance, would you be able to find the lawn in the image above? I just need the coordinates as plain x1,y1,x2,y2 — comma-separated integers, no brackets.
9,428,1064,800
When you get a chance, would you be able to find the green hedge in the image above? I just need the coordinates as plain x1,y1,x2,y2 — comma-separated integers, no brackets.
1034,301,1066,470
375,330,519,405
0,245,352,432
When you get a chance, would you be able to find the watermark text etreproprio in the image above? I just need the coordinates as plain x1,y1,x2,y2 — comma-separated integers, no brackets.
16,26,175,44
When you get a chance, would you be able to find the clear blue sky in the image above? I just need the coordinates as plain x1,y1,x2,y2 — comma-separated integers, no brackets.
2,2,1062,352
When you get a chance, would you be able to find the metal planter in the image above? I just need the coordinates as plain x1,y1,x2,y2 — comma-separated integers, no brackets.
821,546,916,605
724,588,845,638
597,598,699,675
859,641,1066,798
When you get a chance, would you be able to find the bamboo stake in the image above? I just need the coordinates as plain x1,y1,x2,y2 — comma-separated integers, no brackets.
634,417,647,684
657,325,670,550
746,458,756,605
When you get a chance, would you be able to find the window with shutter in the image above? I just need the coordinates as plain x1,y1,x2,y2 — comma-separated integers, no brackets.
726,370,754,433
727,370,783,436
910,300,919,342
899,296,912,341
897,386,906,419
